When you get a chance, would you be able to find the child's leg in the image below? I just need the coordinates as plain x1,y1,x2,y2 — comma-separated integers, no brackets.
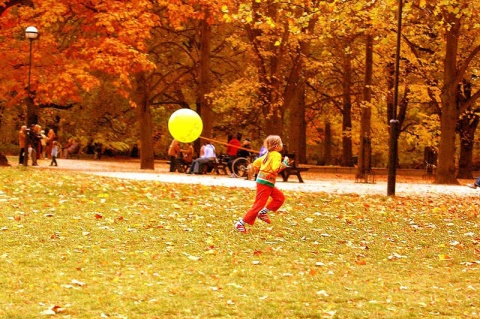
265,187,285,212
243,184,272,225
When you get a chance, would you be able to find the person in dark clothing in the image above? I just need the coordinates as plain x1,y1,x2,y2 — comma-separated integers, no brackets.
29,124,41,166
237,138,252,158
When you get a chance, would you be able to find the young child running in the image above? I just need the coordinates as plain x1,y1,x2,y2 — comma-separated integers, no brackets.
235,135,290,233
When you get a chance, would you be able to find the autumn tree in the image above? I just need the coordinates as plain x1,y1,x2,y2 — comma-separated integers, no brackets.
0,0,158,166
219,0,328,161
311,1,374,167
411,1,480,184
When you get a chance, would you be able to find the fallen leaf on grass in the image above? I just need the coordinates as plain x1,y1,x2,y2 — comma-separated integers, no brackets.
182,252,201,261
40,304,67,315
438,254,452,261
388,252,407,260
71,279,86,286
460,260,480,266
323,310,336,317
316,290,329,297
355,259,367,265
188,255,201,261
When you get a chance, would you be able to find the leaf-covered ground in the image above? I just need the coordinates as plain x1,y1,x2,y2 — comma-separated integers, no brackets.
1,167,480,318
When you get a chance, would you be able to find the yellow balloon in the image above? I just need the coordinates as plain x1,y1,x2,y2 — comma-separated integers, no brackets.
168,109,203,143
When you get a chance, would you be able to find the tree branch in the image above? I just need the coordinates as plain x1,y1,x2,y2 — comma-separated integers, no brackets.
0,0,33,16
38,103,76,110
456,44,480,84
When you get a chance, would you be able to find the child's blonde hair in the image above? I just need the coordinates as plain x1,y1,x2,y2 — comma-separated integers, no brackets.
264,135,282,151
262,135,283,163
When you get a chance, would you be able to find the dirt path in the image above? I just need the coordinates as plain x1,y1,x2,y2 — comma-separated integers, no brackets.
23,157,477,197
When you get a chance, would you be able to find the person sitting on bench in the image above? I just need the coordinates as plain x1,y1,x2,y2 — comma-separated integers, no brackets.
62,138,80,158
168,139,182,172
180,143,194,170
187,141,216,174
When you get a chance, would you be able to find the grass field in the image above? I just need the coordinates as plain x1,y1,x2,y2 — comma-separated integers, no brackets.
1,167,480,318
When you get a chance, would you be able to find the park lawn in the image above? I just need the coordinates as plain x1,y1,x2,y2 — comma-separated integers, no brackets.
1,167,480,318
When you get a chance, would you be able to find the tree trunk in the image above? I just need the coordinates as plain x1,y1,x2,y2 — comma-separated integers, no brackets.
341,51,353,167
284,50,307,162
0,151,9,166
436,14,461,185
456,111,479,179
197,19,213,139
324,121,333,165
283,16,316,163
134,73,154,170
245,3,286,138
356,34,373,179
286,87,306,162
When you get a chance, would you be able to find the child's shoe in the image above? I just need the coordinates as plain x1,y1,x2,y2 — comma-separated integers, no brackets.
235,220,246,233
258,212,271,224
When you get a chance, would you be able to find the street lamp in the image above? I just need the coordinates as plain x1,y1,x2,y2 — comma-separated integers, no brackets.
387,0,403,195
23,26,38,166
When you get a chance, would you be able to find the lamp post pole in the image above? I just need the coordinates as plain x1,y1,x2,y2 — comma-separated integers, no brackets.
387,0,403,196
23,26,38,166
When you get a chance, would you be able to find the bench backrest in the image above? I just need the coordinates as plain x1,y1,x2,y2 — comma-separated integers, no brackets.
71,143,81,154
283,153,298,168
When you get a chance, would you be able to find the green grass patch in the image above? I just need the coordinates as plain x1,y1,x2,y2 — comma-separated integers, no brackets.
1,167,480,318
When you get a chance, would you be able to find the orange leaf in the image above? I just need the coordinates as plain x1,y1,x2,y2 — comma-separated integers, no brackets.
355,259,367,265
438,254,451,261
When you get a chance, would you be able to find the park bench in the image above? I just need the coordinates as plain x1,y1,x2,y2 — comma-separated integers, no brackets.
168,156,227,175
204,156,228,175
355,169,376,184
166,157,192,173
423,160,436,180
280,153,309,183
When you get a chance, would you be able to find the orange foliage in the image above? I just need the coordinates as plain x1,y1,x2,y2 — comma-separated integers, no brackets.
0,0,157,107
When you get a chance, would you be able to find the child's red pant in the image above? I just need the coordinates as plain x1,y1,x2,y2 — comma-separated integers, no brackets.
243,183,285,225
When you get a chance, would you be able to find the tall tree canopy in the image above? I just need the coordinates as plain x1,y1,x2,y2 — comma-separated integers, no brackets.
1,0,480,184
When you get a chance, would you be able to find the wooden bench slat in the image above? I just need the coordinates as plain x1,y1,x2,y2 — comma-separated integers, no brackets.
280,153,309,183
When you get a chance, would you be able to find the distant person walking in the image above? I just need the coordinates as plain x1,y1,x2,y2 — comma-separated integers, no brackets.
18,126,27,165
50,141,59,166
46,128,56,159
29,125,41,166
